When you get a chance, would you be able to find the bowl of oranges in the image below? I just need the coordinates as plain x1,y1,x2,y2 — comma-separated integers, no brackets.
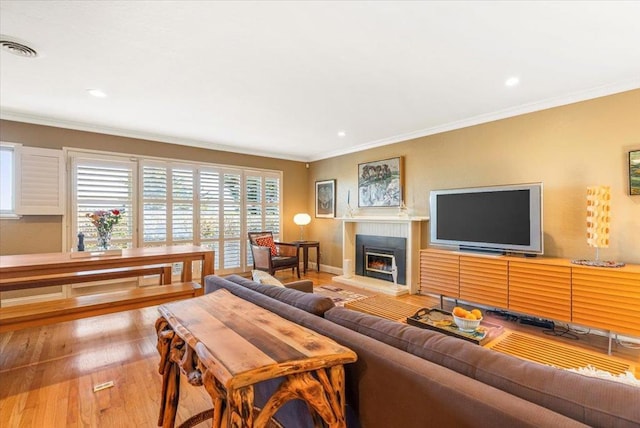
452,307,483,332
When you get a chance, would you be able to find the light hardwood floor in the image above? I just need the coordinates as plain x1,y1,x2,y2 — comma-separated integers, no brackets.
1,271,638,427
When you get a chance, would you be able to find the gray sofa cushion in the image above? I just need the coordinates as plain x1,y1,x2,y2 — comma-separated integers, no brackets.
325,306,640,428
204,274,334,316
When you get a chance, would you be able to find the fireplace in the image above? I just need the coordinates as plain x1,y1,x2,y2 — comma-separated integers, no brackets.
334,216,428,296
356,234,406,285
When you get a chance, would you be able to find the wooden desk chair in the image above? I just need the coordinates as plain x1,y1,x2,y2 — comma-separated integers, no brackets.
248,231,300,278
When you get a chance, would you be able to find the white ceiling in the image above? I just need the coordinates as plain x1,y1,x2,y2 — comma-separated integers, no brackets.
1,1,639,162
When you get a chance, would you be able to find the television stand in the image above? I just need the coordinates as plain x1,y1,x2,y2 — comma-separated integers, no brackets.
419,248,640,349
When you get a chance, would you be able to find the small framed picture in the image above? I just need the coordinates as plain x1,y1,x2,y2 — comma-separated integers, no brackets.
315,179,336,218
630,150,640,195
358,156,403,207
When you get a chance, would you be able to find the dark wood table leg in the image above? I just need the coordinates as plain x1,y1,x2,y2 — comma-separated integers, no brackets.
303,246,309,274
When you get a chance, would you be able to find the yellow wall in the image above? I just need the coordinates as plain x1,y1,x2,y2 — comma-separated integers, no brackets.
0,120,309,255
307,89,640,266
2,90,639,266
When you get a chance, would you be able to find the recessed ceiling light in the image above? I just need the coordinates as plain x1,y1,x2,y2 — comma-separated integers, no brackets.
337,131,346,137
505,77,520,87
87,88,107,98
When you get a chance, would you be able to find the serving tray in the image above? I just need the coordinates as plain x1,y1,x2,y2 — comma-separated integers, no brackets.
407,308,503,346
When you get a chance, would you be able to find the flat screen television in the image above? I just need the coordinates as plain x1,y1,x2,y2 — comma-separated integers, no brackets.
429,183,543,255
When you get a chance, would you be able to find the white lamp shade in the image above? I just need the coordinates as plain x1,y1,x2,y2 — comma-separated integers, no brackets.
293,213,311,226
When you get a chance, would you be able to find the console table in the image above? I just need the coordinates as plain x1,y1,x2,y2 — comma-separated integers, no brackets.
294,240,320,273
0,246,213,331
155,288,357,428
0,245,214,286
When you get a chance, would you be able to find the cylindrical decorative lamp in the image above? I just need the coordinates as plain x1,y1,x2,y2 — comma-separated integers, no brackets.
293,213,311,240
586,185,610,261
572,185,623,268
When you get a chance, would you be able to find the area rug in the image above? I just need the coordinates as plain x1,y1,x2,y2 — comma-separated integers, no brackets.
314,285,370,307
487,331,636,378
566,365,640,387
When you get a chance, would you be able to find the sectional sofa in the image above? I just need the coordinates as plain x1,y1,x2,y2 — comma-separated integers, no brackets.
204,274,639,428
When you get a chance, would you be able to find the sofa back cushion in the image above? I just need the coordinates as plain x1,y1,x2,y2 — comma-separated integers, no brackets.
325,306,640,428
205,274,334,316
251,270,285,287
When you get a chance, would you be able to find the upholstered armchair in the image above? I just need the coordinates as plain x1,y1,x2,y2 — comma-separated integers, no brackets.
248,231,300,278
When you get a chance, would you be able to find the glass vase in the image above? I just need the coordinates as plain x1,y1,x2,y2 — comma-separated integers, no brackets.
97,230,112,250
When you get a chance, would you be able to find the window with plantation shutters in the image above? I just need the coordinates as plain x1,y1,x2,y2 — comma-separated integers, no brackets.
141,163,195,246
69,150,282,275
70,154,135,250
245,172,281,267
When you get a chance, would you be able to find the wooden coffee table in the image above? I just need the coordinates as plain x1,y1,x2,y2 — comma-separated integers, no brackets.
156,289,357,428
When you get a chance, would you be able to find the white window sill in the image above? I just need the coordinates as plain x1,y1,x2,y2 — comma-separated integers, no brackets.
0,213,22,220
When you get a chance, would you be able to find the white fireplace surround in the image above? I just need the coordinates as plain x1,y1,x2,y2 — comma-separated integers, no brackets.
333,216,429,296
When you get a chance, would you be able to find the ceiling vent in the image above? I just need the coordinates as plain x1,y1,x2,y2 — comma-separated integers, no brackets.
0,37,38,58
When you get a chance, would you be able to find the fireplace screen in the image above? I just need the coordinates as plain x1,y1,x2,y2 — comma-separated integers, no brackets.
366,252,395,274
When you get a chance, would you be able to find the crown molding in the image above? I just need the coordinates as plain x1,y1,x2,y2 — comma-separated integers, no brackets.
3,78,638,163
0,111,308,162
310,79,640,162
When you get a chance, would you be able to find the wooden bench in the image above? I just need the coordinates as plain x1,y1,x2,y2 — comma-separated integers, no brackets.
0,282,202,333
0,264,173,291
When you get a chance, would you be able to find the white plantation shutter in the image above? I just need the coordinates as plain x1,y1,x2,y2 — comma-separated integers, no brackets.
16,146,65,215
142,165,167,242
245,173,282,265
172,167,194,243
223,172,242,270
246,175,263,233
265,176,281,235
71,155,135,249
200,169,221,270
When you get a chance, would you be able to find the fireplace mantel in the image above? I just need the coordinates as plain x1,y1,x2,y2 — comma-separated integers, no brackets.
333,216,429,296
339,216,430,223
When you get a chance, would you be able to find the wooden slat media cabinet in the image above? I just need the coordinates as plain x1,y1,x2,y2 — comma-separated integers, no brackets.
420,248,640,337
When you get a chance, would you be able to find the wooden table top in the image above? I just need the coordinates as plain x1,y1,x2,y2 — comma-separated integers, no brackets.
0,246,214,280
158,289,357,390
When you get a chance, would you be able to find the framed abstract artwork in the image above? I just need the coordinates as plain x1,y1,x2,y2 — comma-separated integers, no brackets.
630,150,640,195
358,157,403,207
315,179,336,218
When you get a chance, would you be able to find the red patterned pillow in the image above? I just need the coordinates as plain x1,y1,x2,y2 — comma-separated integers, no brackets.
255,236,277,256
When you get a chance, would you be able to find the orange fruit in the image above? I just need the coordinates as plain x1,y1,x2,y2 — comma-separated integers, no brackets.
465,313,477,320
453,307,467,317
471,309,482,319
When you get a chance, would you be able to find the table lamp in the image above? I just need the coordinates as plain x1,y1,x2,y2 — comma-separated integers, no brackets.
572,185,623,267
293,213,311,240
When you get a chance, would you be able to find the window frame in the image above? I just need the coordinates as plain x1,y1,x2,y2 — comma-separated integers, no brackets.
0,142,21,218
68,148,283,274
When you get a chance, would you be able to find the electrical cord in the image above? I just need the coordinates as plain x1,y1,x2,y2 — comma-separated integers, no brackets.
616,340,640,349
542,325,579,340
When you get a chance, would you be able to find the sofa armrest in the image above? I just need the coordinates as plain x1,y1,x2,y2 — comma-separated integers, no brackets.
284,280,313,293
